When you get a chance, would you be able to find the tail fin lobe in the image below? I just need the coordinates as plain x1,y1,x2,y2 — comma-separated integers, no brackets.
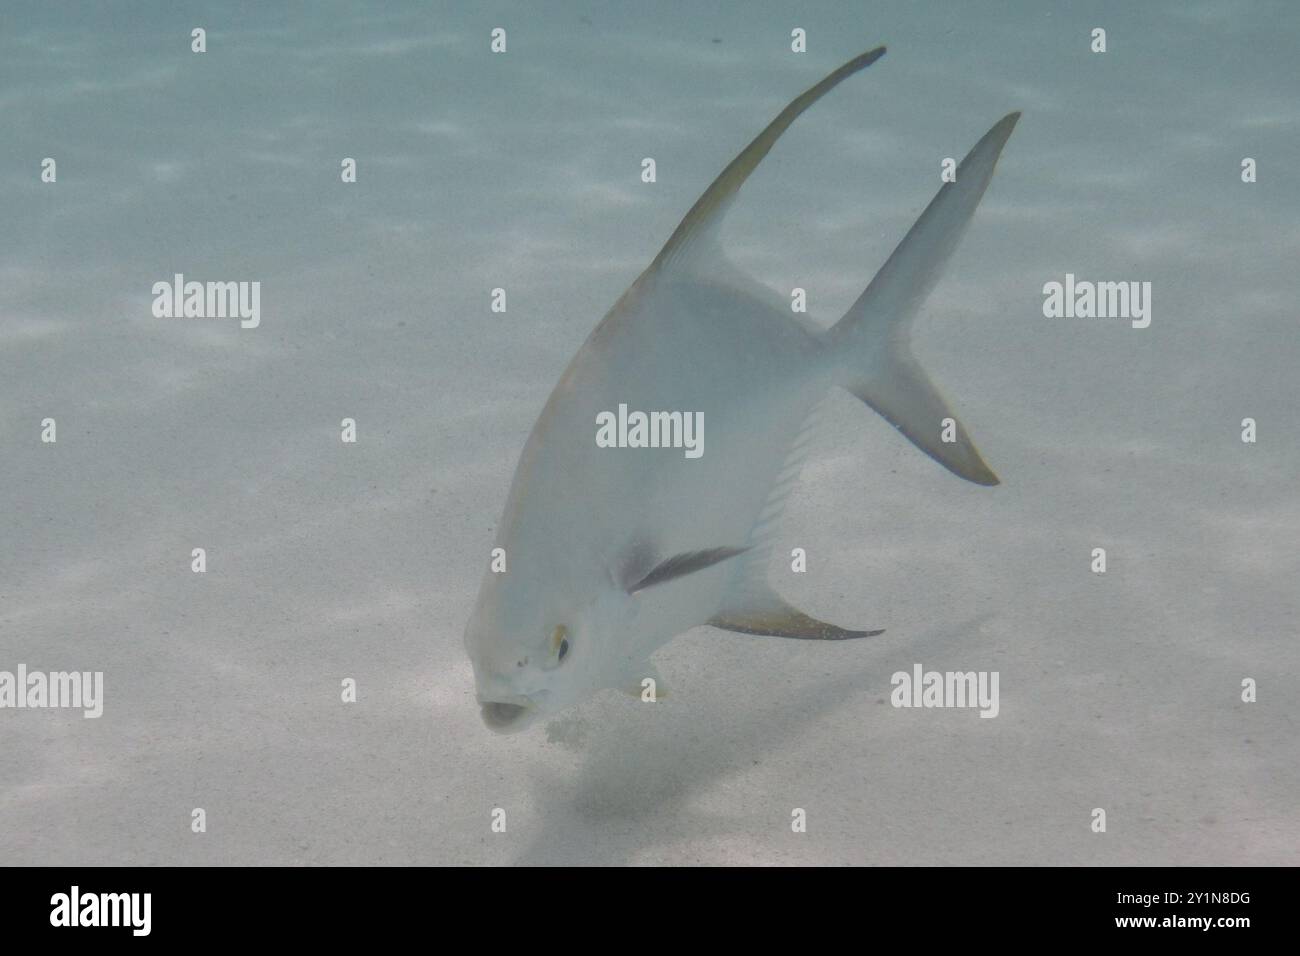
828,112,1019,485
847,347,999,485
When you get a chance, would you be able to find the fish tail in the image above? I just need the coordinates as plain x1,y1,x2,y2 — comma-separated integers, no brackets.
825,112,1020,486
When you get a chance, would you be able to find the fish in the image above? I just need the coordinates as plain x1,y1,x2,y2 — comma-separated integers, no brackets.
464,46,1019,734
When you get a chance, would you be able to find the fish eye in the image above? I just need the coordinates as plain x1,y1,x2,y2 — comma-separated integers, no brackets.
551,625,570,663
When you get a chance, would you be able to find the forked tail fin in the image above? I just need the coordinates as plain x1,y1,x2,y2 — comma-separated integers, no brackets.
828,112,1020,486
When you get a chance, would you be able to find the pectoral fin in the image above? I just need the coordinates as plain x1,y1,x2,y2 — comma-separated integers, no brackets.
709,583,882,640
625,546,750,594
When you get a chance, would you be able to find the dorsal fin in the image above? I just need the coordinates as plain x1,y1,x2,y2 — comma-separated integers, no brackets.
650,46,887,273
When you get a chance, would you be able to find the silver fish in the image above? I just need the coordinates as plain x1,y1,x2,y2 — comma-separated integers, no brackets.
465,46,1019,733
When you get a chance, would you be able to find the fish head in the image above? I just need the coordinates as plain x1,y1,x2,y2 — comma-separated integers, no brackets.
464,579,626,735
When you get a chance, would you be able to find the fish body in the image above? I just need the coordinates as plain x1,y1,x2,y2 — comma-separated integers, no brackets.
464,47,1019,733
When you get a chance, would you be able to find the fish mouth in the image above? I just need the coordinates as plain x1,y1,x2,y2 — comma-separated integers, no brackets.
478,698,536,734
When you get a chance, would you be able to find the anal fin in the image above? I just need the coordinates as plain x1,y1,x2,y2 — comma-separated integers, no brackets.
709,397,882,641
709,583,883,641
